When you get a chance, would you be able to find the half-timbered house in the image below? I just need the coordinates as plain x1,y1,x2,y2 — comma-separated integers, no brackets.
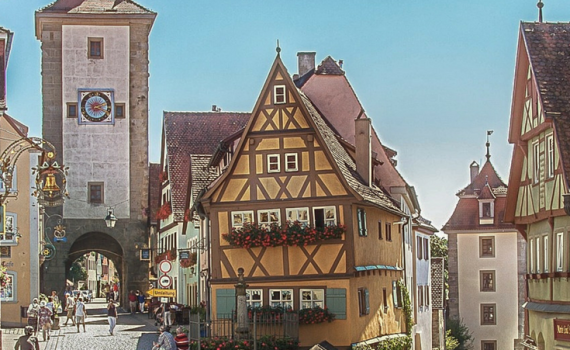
505,22,570,349
199,53,409,348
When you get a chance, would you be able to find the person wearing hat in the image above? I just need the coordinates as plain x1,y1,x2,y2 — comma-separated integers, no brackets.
14,326,39,350
37,300,53,341
26,298,40,335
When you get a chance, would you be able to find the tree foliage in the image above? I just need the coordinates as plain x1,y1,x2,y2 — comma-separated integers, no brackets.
445,330,460,350
446,318,473,350
68,255,87,283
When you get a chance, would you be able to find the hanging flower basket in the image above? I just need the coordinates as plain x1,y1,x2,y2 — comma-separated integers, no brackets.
154,250,175,263
156,202,172,220
180,252,197,268
222,221,345,248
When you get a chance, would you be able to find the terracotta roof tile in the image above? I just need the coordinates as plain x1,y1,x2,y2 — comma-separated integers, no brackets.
163,112,250,220
522,22,570,187
443,160,515,231
315,56,345,75
190,155,218,221
39,0,155,14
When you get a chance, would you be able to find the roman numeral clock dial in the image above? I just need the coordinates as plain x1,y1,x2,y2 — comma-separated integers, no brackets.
78,89,115,125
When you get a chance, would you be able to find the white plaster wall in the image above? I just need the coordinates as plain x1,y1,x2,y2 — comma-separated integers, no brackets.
415,232,432,350
457,231,519,349
61,25,130,219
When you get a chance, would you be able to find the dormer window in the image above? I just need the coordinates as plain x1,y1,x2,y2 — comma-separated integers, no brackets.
479,200,494,225
274,85,286,104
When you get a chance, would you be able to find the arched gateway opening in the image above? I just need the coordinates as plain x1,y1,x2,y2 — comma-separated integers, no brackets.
40,218,149,305
66,232,123,299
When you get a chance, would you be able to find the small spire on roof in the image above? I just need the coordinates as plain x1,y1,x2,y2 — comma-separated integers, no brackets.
276,40,281,55
486,130,493,161
537,0,544,23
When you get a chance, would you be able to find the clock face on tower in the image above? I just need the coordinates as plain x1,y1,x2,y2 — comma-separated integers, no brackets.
78,89,115,125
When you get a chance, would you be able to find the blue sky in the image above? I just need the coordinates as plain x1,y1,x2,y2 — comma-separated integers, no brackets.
2,0,570,231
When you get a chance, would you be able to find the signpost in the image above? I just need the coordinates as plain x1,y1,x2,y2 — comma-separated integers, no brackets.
159,274,172,288
159,260,172,274
146,289,176,298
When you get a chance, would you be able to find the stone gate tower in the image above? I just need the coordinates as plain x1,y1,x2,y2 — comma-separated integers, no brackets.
35,0,156,299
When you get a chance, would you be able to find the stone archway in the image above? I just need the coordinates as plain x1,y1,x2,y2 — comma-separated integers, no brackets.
66,231,124,296
40,217,149,305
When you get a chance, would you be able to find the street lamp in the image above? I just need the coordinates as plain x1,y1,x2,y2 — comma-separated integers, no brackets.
105,208,118,228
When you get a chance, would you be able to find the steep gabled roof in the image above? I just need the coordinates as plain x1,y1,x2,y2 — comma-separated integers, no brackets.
163,112,249,220
38,0,155,14
443,159,514,232
2,113,29,138
202,54,403,217
189,154,218,221
520,22,570,189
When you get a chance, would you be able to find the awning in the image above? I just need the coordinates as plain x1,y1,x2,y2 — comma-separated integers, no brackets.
523,301,570,313
354,265,402,272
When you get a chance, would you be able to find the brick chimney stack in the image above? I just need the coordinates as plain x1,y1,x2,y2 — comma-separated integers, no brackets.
297,52,316,77
470,161,479,183
355,117,372,186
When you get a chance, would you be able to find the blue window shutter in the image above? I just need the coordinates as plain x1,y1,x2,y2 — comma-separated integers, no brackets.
326,288,346,320
216,289,235,318
362,210,367,235
364,289,370,315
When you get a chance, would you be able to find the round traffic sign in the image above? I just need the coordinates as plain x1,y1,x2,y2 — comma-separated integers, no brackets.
159,275,172,288
159,260,172,274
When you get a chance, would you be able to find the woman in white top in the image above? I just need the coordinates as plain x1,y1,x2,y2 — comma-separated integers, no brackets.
74,297,86,333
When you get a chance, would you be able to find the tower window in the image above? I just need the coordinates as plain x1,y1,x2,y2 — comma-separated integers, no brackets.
115,103,125,119
480,237,495,258
88,182,104,204
88,37,104,59
67,103,77,118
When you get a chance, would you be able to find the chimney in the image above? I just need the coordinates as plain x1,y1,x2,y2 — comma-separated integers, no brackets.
470,161,479,183
355,117,372,186
297,52,316,77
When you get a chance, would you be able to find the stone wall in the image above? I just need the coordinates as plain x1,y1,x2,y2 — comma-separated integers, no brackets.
447,232,459,320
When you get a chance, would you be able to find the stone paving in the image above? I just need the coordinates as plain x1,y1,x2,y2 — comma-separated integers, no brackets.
2,298,159,350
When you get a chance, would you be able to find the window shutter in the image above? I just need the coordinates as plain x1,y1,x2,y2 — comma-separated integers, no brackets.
216,289,235,318
326,288,346,319
364,289,370,315
362,210,367,235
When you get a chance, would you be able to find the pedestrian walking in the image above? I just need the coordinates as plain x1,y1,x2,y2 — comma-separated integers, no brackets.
37,301,53,341
152,326,177,350
75,297,87,333
64,293,75,326
137,290,145,312
128,290,137,314
113,283,119,301
14,326,40,350
26,298,40,335
163,300,172,327
107,300,118,335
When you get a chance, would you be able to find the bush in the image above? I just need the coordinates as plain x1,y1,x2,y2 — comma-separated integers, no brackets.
446,318,473,350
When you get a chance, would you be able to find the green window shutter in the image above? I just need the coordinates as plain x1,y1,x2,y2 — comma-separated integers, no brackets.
326,288,346,320
216,289,235,318
364,289,370,315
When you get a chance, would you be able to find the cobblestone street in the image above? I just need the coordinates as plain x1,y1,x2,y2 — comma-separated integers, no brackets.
2,299,159,350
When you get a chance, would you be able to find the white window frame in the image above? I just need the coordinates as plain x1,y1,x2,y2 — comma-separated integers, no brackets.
246,289,263,308
557,232,564,272
547,134,555,179
530,238,535,273
267,154,280,173
285,153,298,172
231,211,254,228
0,212,17,246
300,289,324,309
533,141,540,184
286,207,309,227
0,271,15,302
542,235,550,273
258,209,281,228
479,201,494,218
269,289,293,309
313,206,337,228
274,85,286,104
